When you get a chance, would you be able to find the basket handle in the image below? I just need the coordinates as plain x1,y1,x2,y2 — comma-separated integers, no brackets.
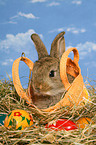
12,57,34,103
60,47,80,90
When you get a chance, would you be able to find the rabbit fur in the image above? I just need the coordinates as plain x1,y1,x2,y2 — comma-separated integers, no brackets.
29,32,75,109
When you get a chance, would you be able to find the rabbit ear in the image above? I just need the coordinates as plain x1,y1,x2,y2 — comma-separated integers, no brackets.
50,31,65,59
31,33,48,59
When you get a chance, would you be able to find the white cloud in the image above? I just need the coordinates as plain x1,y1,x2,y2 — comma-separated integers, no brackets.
49,27,66,33
57,28,64,32
8,21,17,24
66,27,86,34
1,59,13,66
84,61,96,67
10,15,18,20
0,20,17,25
67,28,79,34
47,2,60,7
0,29,36,52
80,29,86,33
0,29,44,58
76,41,96,51
75,41,96,59
30,0,46,3
49,27,86,34
8,58,13,62
18,12,39,19
72,0,82,5
2,62,8,66
10,12,39,20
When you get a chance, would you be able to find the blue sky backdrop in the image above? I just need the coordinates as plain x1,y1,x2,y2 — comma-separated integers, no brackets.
0,0,96,87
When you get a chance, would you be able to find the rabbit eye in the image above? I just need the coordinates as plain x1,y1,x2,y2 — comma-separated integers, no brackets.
49,70,56,77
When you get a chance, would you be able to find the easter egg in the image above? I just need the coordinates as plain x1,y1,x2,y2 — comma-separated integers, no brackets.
4,109,33,130
76,117,93,129
0,114,7,125
45,119,77,131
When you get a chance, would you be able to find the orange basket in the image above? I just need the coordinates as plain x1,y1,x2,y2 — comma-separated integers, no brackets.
12,47,90,112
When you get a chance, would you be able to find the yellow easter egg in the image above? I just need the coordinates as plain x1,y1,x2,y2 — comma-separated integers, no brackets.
76,117,93,129
4,109,33,130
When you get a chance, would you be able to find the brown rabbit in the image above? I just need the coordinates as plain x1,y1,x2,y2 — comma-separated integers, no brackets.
29,32,75,109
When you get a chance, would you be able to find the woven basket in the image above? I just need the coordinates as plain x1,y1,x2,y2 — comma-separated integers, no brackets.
12,47,90,112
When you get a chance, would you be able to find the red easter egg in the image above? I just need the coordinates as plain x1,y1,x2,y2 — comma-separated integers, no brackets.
45,119,77,131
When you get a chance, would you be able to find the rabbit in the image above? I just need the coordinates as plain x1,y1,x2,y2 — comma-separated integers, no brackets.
29,31,75,109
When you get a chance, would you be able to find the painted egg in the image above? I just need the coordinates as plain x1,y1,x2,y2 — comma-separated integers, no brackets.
0,114,7,125
45,119,77,131
76,117,93,129
4,109,33,130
